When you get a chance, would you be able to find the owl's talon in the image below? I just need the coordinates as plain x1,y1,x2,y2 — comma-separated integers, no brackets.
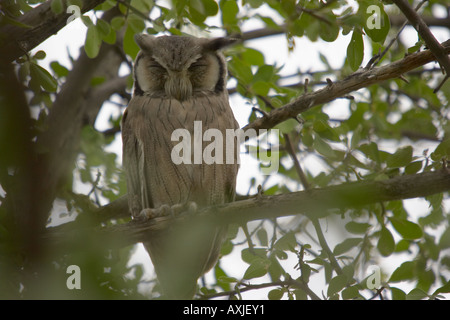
136,208,153,220
169,202,198,217
169,203,184,218
135,202,198,221
157,204,172,217
137,205,171,220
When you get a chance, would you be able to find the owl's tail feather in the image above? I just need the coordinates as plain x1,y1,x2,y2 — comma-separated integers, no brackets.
144,219,225,299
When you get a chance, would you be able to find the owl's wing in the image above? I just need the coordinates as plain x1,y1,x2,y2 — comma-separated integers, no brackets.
121,99,154,216
122,95,196,213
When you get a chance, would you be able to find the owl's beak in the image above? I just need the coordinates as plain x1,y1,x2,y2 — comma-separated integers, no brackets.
165,71,192,101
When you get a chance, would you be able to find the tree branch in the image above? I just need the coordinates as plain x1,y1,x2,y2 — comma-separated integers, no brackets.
0,0,107,63
243,39,450,133
44,169,450,249
199,278,321,300
392,0,450,78
0,61,41,260
34,8,124,226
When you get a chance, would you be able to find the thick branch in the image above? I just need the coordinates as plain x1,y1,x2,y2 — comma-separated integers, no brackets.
0,0,107,63
34,8,124,225
0,62,42,260
392,0,450,77
45,169,450,248
243,39,450,132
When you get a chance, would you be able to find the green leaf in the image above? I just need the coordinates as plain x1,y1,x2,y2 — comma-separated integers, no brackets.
51,0,64,14
188,0,208,24
327,274,348,297
29,63,58,92
245,0,263,9
241,48,265,66
102,28,116,45
96,19,111,39
214,266,232,292
319,14,339,42
123,24,140,59
386,146,413,168
364,4,390,43
268,289,284,300
395,239,410,252
404,161,423,174
190,0,205,14
390,287,406,300
241,248,267,264
128,15,146,33
313,135,336,158
294,289,308,300
432,281,450,296
251,81,270,96
228,58,253,84
256,228,268,246
274,118,298,134
407,41,424,54
273,232,297,252
417,268,435,293
439,227,450,249
218,276,238,283
431,139,450,161
81,15,94,27
85,25,102,58
333,238,363,256
377,226,395,257
313,119,340,141
253,65,276,81
221,0,239,26
342,286,360,300
347,30,364,71
389,261,415,282
111,16,125,30
220,239,233,256
406,288,428,300
257,14,280,29
268,253,285,281
243,258,270,279
203,0,219,16
345,221,371,234
389,217,423,240
33,50,46,60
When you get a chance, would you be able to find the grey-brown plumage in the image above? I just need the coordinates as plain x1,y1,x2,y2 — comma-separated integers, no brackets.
121,34,239,299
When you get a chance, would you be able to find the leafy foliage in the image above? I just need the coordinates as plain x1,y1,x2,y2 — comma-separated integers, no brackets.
1,0,450,300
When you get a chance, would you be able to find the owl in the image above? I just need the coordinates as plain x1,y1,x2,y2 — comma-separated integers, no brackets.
121,34,239,299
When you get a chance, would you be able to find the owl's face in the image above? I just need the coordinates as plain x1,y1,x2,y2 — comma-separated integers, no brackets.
133,35,236,101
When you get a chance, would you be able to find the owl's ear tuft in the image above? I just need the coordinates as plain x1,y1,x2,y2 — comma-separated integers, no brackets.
204,37,239,52
135,34,155,52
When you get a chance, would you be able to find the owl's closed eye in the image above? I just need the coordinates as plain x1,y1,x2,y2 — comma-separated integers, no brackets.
133,35,236,101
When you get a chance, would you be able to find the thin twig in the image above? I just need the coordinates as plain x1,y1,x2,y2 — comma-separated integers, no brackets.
373,0,428,67
392,0,450,80
198,278,321,300
283,132,344,277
